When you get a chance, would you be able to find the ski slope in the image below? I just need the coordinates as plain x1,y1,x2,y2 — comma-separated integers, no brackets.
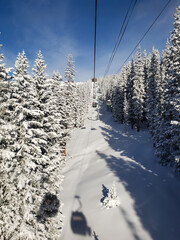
60,104,180,240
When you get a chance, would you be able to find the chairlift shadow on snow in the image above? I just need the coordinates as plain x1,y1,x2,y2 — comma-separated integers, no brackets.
70,195,91,236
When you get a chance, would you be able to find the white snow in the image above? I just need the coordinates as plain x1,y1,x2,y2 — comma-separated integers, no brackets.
60,104,180,240
2,150,15,160
171,120,180,126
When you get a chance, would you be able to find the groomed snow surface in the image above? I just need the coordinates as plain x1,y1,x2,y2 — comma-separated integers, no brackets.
60,104,180,240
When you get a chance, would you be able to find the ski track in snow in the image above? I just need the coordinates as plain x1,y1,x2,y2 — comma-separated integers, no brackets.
60,104,180,240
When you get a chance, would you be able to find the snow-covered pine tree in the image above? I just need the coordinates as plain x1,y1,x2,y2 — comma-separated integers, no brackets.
126,59,136,129
0,45,16,238
1,50,64,239
106,74,117,101
158,6,180,169
64,56,90,129
64,54,82,128
72,84,84,127
160,40,171,109
99,76,109,101
131,46,145,131
54,81,71,131
1,51,41,237
32,50,47,93
155,40,172,163
33,50,66,160
112,85,122,121
79,80,91,114
50,71,70,148
63,81,83,128
64,54,76,83
99,75,115,103
102,182,120,209
0,44,7,79
8,50,65,238
142,50,150,126
34,51,68,151
123,90,129,131
168,6,180,169
146,47,161,137
76,81,91,126
0,43,12,121
52,71,63,82
13,51,29,77
112,67,127,123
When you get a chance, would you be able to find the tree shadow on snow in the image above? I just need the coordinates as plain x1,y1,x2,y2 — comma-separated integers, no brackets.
100,184,109,203
97,149,180,240
36,193,60,223
120,206,142,240
96,104,180,240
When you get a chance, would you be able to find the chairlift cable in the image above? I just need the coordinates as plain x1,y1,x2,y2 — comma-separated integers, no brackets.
92,0,98,114
104,0,134,77
116,0,172,73
94,0,98,80
103,0,137,79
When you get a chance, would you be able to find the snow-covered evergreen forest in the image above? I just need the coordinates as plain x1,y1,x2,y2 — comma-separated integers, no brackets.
0,46,91,238
0,4,179,240
99,6,180,171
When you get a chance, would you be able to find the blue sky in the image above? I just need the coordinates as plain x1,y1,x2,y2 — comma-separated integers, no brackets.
0,0,179,82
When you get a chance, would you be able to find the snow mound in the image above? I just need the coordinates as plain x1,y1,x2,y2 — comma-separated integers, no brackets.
101,182,120,209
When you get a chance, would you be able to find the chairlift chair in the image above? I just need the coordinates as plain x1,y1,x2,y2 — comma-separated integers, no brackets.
92,77,97,82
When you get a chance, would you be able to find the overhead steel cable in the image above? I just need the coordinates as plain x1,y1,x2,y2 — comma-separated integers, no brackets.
116,0,172,73
93,0,98,79
92,0,98,111
104,0,134,76
103,0,137,78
